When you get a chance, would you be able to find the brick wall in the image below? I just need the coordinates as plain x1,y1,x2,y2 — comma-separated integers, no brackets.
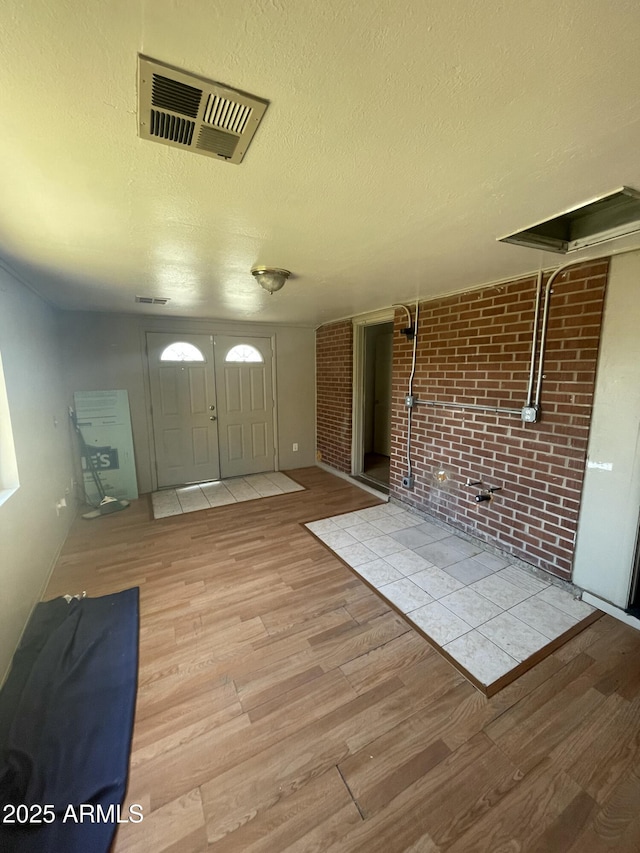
389,260,609,579
316,320,353,472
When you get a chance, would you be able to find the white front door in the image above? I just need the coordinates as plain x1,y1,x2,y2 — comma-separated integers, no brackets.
213,335,275,478
147,333,220,487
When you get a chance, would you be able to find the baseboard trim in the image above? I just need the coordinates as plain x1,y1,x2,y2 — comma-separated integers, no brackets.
581,591,640,631
315,461,389,501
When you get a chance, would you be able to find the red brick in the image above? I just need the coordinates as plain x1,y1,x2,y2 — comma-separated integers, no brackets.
316,260,609,580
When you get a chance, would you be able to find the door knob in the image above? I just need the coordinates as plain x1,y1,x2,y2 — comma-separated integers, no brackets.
209,405,215,411
209,415,217,421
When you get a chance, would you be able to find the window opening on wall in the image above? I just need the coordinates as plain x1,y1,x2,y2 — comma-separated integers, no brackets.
0,351,20,506
225,344,263,363
160,341,205,362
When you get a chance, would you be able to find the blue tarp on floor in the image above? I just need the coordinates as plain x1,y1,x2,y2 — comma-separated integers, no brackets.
0,588,139,853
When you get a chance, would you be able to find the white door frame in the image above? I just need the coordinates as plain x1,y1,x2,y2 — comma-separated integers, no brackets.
213,332,279,479
144,328,279,491
351,309,395,475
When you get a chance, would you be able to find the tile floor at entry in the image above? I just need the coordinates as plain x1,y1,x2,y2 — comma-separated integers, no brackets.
305,502,599,693
152,471,304,519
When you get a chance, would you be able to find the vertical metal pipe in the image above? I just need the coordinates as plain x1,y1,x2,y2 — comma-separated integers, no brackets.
406,300,419,477
534,261,583,408
525,271,543,407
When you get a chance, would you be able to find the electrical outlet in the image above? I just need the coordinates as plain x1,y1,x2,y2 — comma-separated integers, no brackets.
293,442,299,452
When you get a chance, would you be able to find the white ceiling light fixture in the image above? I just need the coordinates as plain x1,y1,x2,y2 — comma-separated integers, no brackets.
251,266,291,295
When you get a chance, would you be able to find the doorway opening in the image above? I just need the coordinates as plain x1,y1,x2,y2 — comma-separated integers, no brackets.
352,315,394,493
146,332,276,490
625,512,640,616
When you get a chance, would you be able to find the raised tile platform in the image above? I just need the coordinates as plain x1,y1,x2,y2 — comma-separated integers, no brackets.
305,503,601,694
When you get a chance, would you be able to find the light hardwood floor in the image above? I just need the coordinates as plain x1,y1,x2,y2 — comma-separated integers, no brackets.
44,466,640,852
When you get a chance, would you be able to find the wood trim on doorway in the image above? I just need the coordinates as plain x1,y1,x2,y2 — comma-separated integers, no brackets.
351,309,394,476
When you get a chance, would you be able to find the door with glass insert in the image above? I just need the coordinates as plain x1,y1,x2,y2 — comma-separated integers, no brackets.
213,336,275,478
147,333,220,487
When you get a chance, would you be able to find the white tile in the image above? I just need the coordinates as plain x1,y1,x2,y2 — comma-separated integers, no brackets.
390,527,435,549
356,559,404,587
242,475,283,497
470,574,532,610
200,480,227,498
414,521,449,540
335,543,379,568
242,473,274,487
496,565,550,595
384,550,434,576
443,558,494,585
509,596,578,640
352,506,389,522
153,505,183,519
415,540,469,568
331,512,363,529
152,490,182,518
438,535,483,558
378,578,434,611
440,587,503,628
201,481,234,503
536,585,596,620
366,535,408,558
263,472,304,492
472,551,510,572
408,601,472,645
381,503,405,515
344,522,383,542
477,612,550,662
306,518,340,535
152,490,181,511
205,489,236,507
225,480,261,501
176,487,209,512
445,631,518,686
371,515,409,534
410,566,465,600
321,529,360,550
374,513,422,533
392,510,423,527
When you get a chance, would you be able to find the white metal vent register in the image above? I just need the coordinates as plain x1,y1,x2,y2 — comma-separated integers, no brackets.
138,56,268,165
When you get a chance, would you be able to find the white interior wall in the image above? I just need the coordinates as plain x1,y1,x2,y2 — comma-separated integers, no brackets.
573,250,640,606
57,311,317,493
0,266,76,680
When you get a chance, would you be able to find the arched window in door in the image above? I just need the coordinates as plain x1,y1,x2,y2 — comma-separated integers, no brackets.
159,341,206,362
224,344,263,363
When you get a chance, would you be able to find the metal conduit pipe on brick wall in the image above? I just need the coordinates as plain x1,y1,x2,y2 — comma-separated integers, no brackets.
393,301,420,488
315,258,611,580
387,258,610,580
408,258,605,425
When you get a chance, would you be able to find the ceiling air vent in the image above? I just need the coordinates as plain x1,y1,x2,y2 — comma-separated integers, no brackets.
498,187,640,254
138,55,268,164
135,296,170,305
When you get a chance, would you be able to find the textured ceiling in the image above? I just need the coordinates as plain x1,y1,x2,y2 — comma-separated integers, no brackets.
1,0,640,327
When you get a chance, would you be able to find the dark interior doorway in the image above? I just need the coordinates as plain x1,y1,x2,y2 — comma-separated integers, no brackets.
361,322,393,488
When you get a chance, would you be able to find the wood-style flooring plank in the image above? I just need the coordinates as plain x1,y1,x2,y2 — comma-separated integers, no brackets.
114,787,207,853
203,767,361,853
37,466,640,853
